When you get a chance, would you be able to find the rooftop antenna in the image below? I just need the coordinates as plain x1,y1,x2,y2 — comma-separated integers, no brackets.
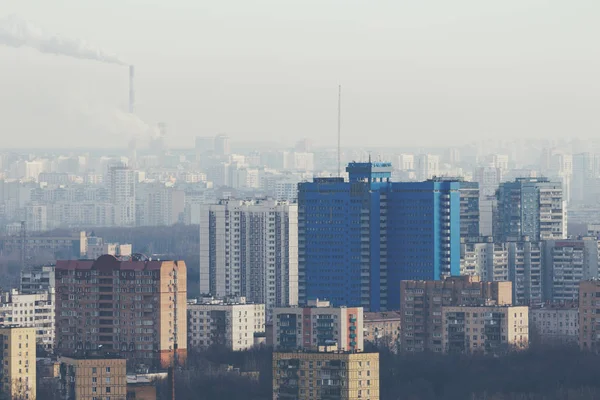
337,85,342,177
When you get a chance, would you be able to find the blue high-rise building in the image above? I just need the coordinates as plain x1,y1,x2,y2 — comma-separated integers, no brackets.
298,162,460,311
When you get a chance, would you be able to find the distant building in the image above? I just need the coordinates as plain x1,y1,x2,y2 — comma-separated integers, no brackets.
0,289,55,352
543,238,599,303
59,355,127,400
214,134,231,156
108,166,136,227
187,297,265,351
273,351,379,400
400,276,512,353
299,162,461,312
85,234,132,260
20,264,55,294
0,327,36,400
530,304,578,345
442,305,529,354
272,300,363,352
460,237,543,305
363,311,401,351
494,177,564,241
199,199,298,317
55,255,187,369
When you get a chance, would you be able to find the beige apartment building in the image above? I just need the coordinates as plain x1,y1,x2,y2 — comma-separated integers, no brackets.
363,312,401,350
273,300,363,352
273,351,379,400
0,327,36,400
59,356,127,400
400,276,512,352
442,305,529,354
55,255,187,369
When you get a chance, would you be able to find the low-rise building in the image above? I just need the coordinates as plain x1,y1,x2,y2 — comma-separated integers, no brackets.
126,375,158,400
363,312,401,351
442,305,529,354
273,300,363,352
530,304,578,345
187,297,265,351
273,350,379,400
0,327,36,400
0,288,55,352
59,355,127,400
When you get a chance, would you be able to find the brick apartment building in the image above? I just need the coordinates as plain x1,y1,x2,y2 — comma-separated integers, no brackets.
55,254,187,369
400,276,512,352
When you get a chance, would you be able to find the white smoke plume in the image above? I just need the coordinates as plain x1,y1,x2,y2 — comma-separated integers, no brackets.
0,14,125,65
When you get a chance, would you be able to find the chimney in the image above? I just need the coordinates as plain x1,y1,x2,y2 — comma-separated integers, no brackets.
129,65,135,113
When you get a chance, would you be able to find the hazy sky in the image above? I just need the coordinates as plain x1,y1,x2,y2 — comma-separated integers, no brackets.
1,0,600,148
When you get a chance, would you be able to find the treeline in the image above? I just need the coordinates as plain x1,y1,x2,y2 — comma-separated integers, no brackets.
156,345,600,400
376,344,600,400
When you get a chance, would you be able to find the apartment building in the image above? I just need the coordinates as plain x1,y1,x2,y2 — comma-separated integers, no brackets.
59,356,127,400
363,312,401,350
273,351,379,400
495,177,564,241
400,276,512,352
578,280,600,351
460,237,542,305
108,166,136,227
0,327,36,400
0,289,55,351
273,300,363,352
187,297,265,351
460,238,509,281
55,255,187,369
442,305,529,354
543,238,599,303
20,265,55,294
530,304,578,345
199,199,298,317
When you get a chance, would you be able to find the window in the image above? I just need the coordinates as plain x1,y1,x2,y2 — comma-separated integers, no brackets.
105,377,111,383
106,387,111,393
106,367,111,373
92,367,97,374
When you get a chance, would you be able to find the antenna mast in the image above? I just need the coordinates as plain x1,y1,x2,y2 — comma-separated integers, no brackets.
337,85,342,177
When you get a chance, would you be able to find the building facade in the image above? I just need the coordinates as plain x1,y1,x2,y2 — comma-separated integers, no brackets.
578,280,600,351
543,238,599,303
363,312,401,351
273,351,379,400
530,305,578,345
442,305,529,354
20,265,55,294
0,327,36,400
187,298,265,351
273,300,363,352
494,177,564,241
59,356,127,400
199,199,298,318
400,276,512,352
0,289,55,352
55,255,187,369
298,162,461,312
108,166,136,227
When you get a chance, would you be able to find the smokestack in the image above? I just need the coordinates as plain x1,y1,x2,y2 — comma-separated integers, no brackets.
129,65,135,114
